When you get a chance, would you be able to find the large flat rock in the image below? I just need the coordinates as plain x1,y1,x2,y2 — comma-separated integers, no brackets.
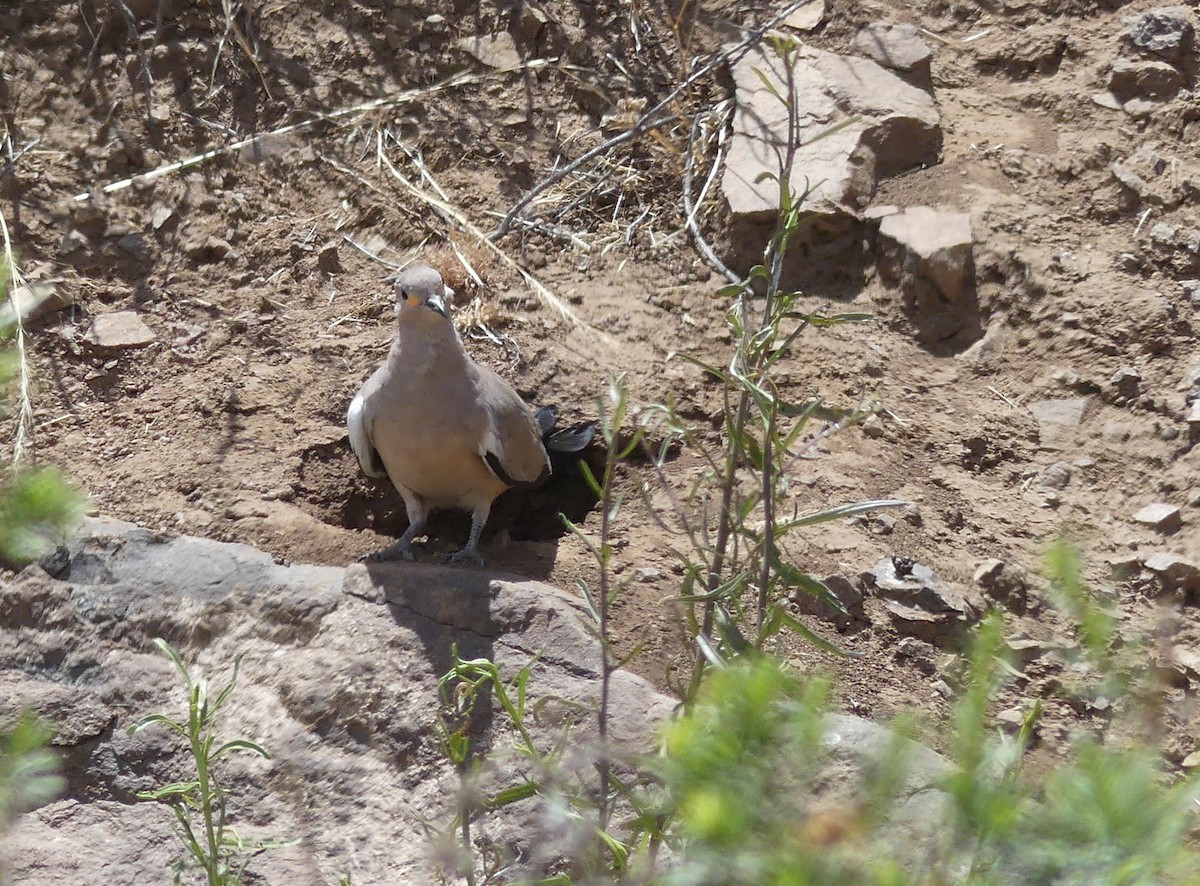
0,518,959,883
722,42,942,223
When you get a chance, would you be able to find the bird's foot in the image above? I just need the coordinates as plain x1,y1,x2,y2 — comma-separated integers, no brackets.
446,546,486,567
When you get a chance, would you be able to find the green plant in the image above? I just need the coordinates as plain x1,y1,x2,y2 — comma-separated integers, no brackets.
0,713,63,831
433,35,908,885
1,256,80,568
129,638,294,886
640,35,902,694
435,639,667,885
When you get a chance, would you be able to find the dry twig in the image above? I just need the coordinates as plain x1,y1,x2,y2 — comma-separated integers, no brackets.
490,0,820,241
0,205,34,467
69,60,554,203
375,139,615,345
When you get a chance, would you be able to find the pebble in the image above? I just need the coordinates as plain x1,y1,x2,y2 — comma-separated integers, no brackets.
1144,552,1200,591
1132,502,1182,532
84,312,156,352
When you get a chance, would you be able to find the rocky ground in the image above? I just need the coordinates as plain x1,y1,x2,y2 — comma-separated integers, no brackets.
2,0,1200,863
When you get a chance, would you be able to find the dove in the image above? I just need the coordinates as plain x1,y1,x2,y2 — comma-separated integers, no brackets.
347,263,590,565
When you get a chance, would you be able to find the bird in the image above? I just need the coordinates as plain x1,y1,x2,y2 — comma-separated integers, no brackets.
347,263,591,565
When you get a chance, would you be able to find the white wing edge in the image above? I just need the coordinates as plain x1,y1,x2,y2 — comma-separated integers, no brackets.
347,393,387,479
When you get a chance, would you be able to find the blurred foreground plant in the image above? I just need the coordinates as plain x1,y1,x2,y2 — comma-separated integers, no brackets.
1,256,80,568
0,714,63,832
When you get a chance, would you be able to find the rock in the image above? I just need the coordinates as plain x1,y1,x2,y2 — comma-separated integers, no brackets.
1183,749,1200,768
83,312,156,352
1092,90,1125,110
894,636,938,675
721,43,941,223
0,280,69,328
224,499,269,521
113,233,150,262
868,515,896,535
1108,58,1185,103
866,556,978,646
0,518,667,881
516,4,550,41
820,713,963,871
1122,7,1196,64
1037,461,1072,490
1102,421,1132,443
316,240,342,275
1169,646,1200,685
0,672,114,746
1110,365,1142,402
1144,551,1200,591
878,207,975,304
0,518,961,882
1108,553,1145,580
1006,637,1077,667
1131,502,1183,532
995,707,1027,732
1182,279,1200,307
1123,97,1160,118
958,315,1014,366
150,206,175,231
60,229,91,258
1028,397,1091,446
1188,399,1200,426
457,32,523,68
782,0,826,31
794,573,864,628
182,233,233,262
973,558,1029,611
851,23,933,90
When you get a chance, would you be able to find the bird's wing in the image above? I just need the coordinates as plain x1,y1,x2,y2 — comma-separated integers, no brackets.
476,368,551,490
347,389,388,479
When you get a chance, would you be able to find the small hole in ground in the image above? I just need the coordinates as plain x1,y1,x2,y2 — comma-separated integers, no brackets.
295,440,605,544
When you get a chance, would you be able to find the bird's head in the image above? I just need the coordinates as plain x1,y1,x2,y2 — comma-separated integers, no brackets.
393,264,454,326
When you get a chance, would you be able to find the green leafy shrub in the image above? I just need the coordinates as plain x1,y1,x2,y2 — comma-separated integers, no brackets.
130,638,295,886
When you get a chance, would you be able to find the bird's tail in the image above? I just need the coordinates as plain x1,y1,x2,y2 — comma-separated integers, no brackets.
534,405,596,454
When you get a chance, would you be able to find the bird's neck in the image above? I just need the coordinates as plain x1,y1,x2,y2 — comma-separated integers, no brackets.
393,320,469,372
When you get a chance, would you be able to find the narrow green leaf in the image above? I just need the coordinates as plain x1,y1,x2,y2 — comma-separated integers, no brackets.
577,460,603,497
696,633,726,668
775,499,910,533
211,738,270,760
151,637,191,687
574,578,601,622
137,780,201,800
486,781,538,808
673,352,729,383
209,651,245,717
752,67,783,101
772,607,858,656
127,713,186,736
712,604,751,655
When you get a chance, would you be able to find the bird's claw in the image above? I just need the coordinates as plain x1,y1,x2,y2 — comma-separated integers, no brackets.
447,547,486,567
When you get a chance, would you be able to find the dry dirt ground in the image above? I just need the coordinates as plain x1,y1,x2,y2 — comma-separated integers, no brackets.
3,0,1199,772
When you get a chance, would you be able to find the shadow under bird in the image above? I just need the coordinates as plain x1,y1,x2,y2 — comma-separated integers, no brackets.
347,263,594,565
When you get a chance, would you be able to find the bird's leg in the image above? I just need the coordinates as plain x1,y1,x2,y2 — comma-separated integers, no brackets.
447,504,489,566
367,492,427,562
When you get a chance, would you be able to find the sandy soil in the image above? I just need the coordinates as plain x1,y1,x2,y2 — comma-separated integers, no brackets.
3,0,1198,767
